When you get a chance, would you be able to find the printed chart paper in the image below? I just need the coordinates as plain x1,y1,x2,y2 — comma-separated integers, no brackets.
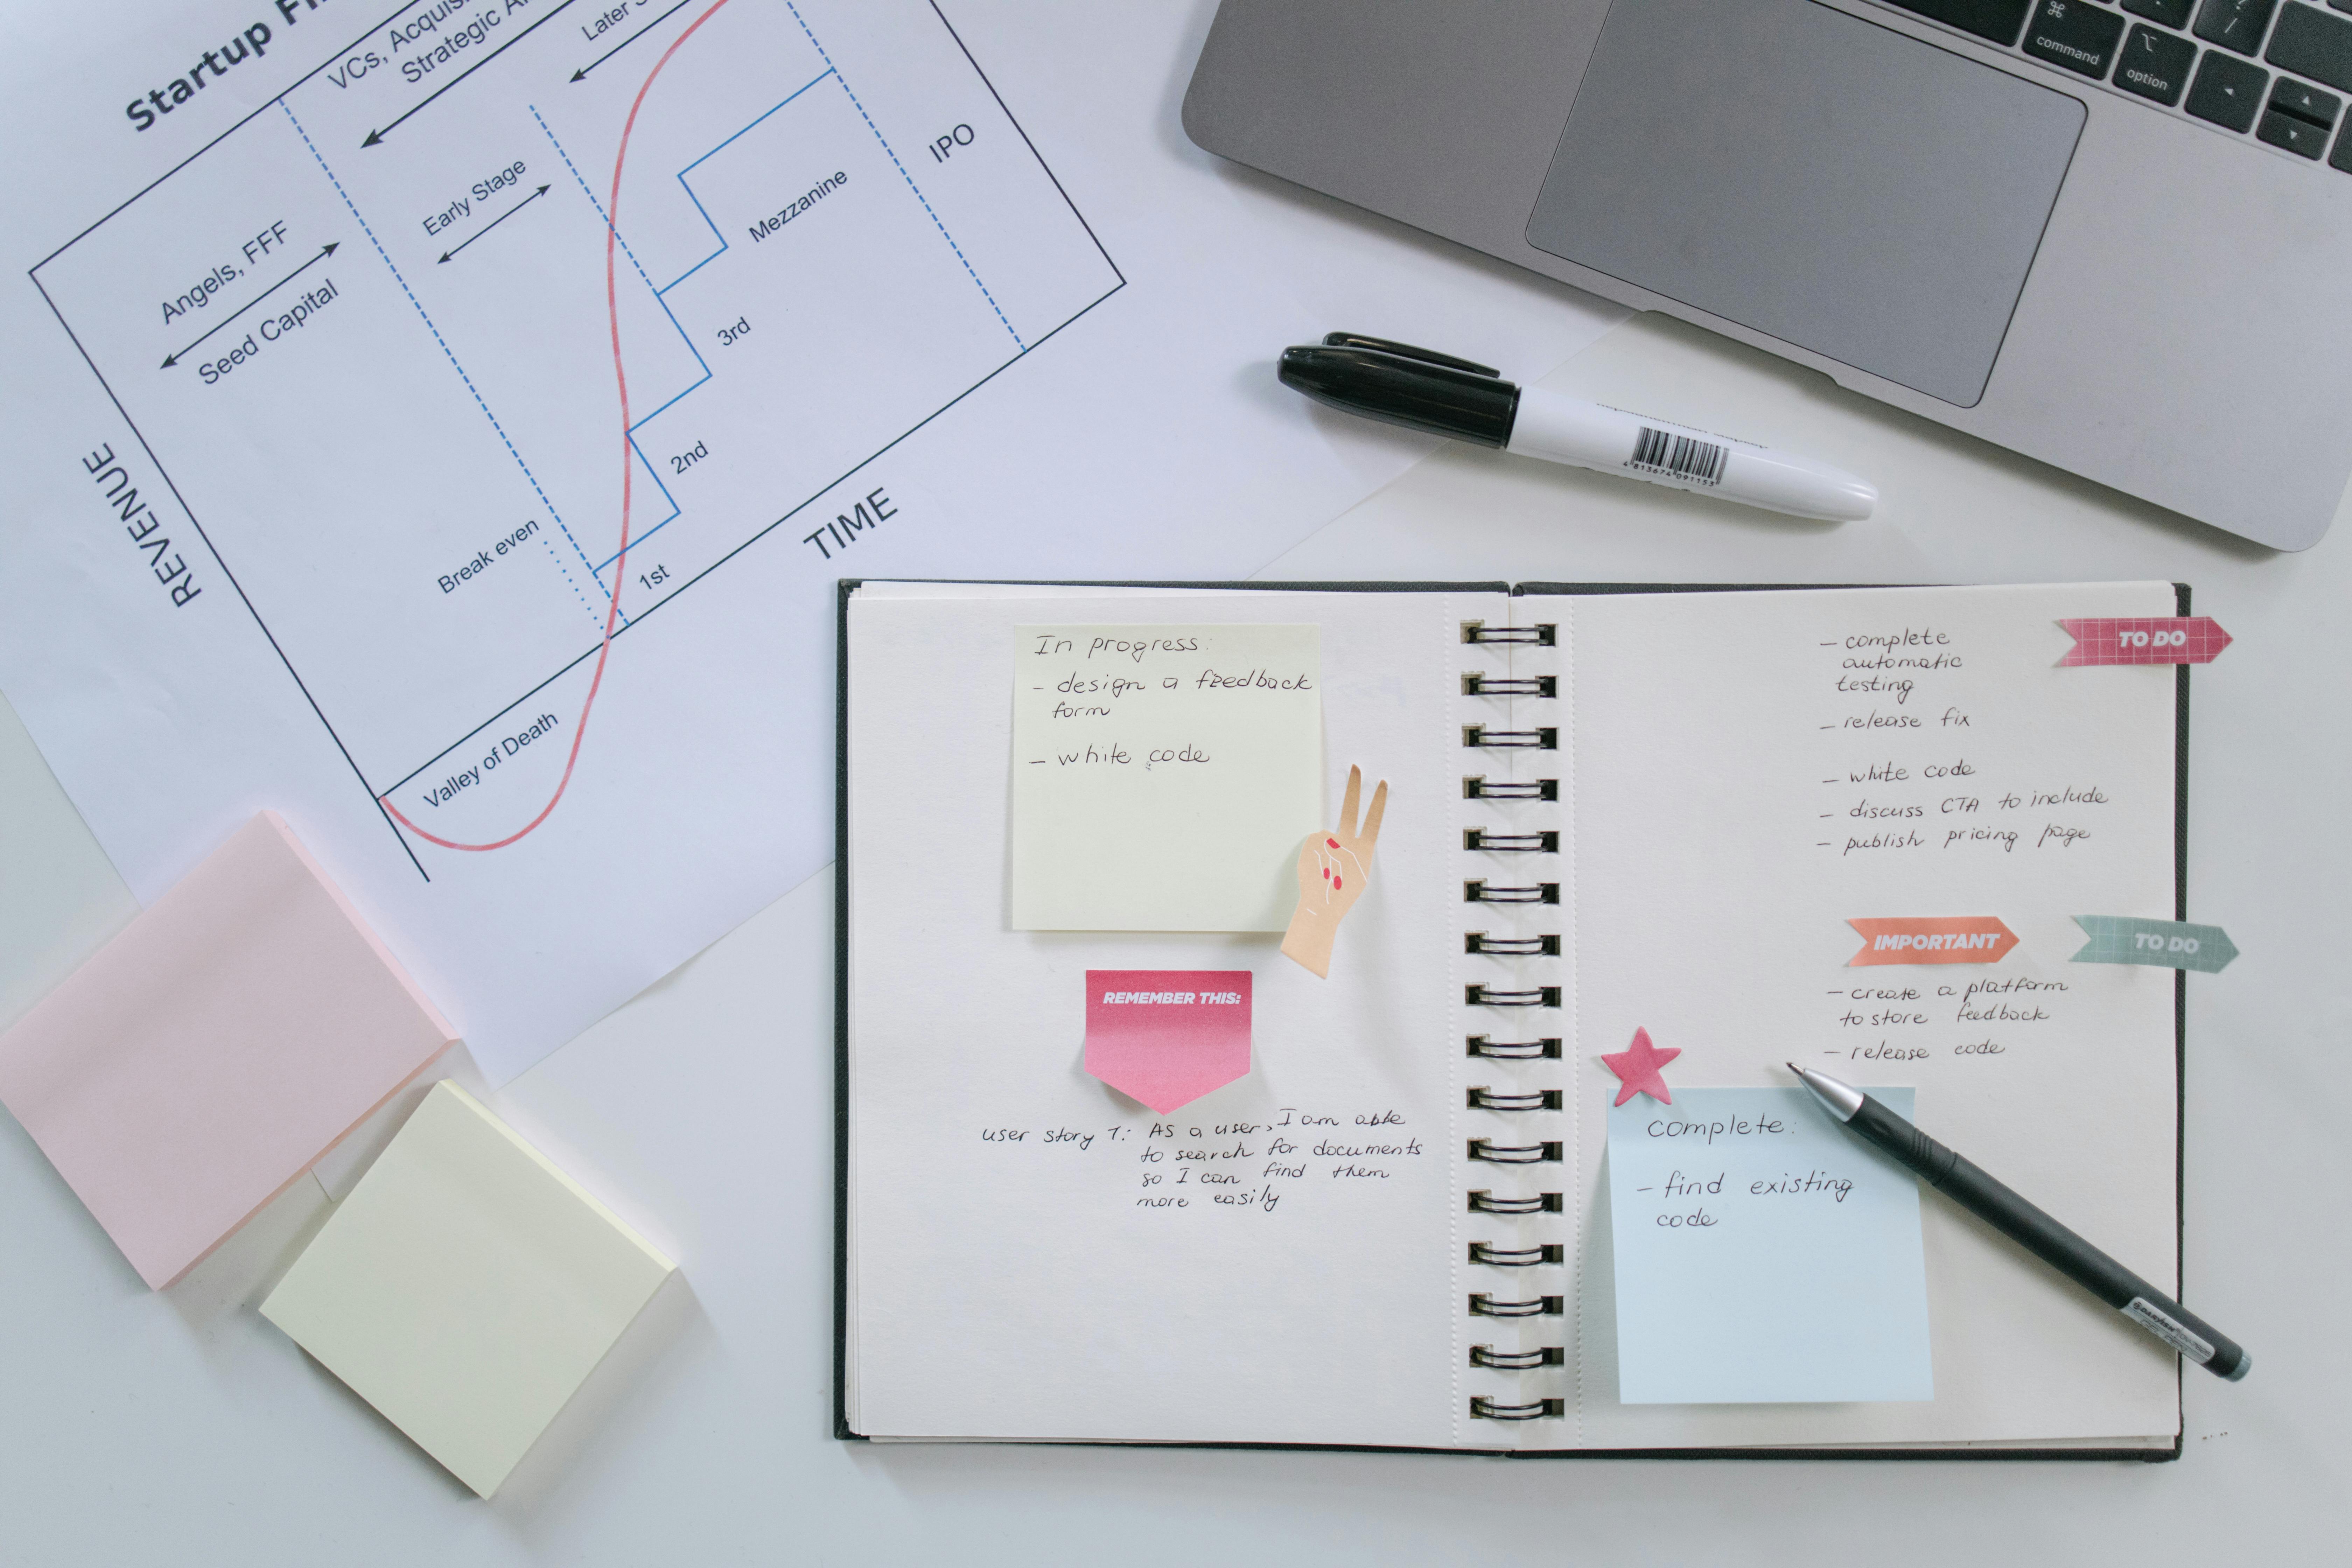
1012,625,1320,930
1606,1087,1933,1405
260,1082,674,1497
0,812,455,1288
0,0,1619,1082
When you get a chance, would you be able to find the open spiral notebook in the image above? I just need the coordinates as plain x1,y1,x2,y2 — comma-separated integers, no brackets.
835,578,2190,1457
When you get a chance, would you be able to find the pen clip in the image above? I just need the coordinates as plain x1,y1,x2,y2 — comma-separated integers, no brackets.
1319,332,1500,379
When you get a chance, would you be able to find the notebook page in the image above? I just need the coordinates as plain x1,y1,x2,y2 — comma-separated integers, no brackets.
846,587,1497,1446
1540,582,2181,1449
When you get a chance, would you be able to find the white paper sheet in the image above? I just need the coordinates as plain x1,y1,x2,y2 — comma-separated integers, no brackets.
849,588,1493,1447
0,0,1620,1080
1555,583,2182,1448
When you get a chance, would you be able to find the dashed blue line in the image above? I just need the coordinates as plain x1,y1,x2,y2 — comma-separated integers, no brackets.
783,1,1024,349
281,100,621,631
531,103,665,299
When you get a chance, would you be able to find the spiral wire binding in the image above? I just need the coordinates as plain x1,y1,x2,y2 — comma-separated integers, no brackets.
1464,829,1559,852
1462,724,1559,749
1463,984,1561,1007
1464,880,1560,904
1469,1242,1565,1266
1464,1034,1561,1058
1461,622,1556,645
1468,1138,1563,1164
1468,1189,1563,1214
1462,673,1558,697
1465,932,1560,956
1466,1086,1563,1112
1461,607,1566,1421
1462,777,1558,800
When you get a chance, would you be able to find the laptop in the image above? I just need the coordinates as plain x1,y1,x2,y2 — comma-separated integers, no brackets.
1183,0,2352,550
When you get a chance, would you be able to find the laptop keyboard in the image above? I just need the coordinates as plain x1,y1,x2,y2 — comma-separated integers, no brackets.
1878,0,2352,169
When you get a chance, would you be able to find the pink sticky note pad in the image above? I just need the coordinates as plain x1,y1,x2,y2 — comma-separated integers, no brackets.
1084,971,1252,1115
0,812,456,1288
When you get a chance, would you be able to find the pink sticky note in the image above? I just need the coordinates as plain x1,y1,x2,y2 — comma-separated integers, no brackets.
1084,971,1252,1115
0,812,456,1288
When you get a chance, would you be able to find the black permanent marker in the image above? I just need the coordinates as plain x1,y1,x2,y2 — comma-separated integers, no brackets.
1279,333,1877,522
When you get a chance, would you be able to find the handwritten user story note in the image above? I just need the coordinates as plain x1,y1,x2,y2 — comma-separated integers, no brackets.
1011,625,1320,930
1607,1088,1933,1405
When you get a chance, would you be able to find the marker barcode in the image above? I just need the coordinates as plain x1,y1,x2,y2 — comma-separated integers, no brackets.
1629,427,1727,487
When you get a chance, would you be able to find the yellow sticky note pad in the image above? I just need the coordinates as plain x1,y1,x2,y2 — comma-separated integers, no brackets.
1010,623,1322,931
260,1082,673,1497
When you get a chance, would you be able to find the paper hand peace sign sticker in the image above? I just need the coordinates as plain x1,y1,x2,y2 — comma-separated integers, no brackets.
1280,764,1388,978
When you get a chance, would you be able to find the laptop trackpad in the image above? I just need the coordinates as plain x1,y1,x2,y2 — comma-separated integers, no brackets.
1525,0,2083,407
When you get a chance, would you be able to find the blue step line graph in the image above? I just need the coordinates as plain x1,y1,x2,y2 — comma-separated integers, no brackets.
537,32,1023,579
662,66,838,295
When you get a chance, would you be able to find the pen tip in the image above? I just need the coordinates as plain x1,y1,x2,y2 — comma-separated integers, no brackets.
1783,1062,1800,1074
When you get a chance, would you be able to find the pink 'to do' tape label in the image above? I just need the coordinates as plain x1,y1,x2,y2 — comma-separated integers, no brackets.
1084,970,1252,1115
2058,617,2231,666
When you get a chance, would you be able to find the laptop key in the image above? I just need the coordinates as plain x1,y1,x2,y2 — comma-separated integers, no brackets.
2026,0,2129,73
2117,23,2202,100
2195,0,2282,53
1878,1,2035,46
2187,48,2272,125
2333,120,2352,165
2261,106,2334,148
2259,106,2335,146
2267,4,2352,90
2125,0,2195,24
2271,75,2345,119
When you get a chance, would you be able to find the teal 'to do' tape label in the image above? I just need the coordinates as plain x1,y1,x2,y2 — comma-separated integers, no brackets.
2071,916,2239,974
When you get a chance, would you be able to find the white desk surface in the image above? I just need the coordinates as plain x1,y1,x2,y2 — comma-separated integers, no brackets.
4,308,2345,1564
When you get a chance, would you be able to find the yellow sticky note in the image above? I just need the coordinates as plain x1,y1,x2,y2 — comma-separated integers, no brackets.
1010,623,1322,930
260,1082,673,1496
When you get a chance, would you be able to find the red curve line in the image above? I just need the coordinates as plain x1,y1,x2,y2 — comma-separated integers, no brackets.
382,0,740,852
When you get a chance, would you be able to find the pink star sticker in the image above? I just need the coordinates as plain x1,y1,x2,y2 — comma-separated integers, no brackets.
1600,1027,1680,1107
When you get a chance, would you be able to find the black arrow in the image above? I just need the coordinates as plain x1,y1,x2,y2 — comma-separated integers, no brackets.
363,0,580,146
572,0,696,81
162,243,340,368
439,185,551,262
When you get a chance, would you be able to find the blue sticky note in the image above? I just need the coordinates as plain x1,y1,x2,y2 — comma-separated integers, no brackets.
1606,1088,1933,1404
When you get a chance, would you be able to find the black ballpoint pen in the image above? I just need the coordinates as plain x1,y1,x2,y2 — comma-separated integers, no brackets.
1786,1064,2249,1381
